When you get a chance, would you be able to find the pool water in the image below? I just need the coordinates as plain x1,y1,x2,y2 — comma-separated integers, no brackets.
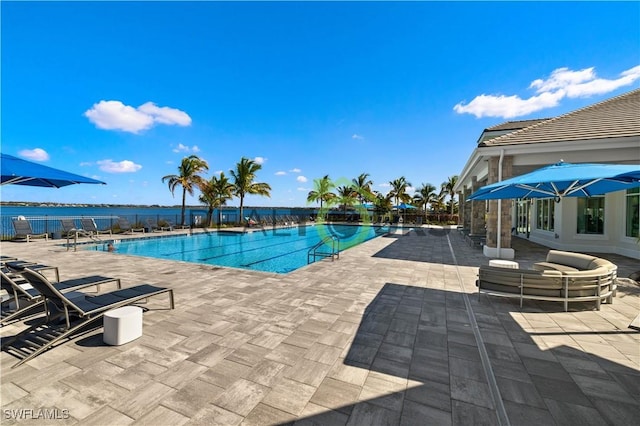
94,224,389,274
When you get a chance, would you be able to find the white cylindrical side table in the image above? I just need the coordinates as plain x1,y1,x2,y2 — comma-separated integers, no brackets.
489,259,520,269
103,306,143,345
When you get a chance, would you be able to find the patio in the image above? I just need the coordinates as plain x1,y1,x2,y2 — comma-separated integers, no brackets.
1,226,638,425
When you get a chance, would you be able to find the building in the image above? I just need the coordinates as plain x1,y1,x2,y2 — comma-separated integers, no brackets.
454,89,640,260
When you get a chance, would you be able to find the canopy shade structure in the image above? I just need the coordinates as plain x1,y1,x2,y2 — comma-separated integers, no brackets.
1,153,106,188
468,161,640,201
394,203,417,209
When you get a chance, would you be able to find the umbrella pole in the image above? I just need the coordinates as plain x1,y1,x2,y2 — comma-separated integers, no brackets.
496,150,504,257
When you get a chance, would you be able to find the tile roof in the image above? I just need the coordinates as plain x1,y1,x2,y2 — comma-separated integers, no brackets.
480,88,640,147
484,118,549,132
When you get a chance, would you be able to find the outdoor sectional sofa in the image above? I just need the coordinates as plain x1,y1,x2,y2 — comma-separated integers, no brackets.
477,250,617,311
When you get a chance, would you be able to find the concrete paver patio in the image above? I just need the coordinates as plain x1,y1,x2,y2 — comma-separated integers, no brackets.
1,225,638,425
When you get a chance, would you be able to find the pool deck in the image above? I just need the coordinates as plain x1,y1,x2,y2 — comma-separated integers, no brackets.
1,225,638,425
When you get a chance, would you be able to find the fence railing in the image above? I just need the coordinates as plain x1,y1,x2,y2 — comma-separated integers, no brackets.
0,214,195,239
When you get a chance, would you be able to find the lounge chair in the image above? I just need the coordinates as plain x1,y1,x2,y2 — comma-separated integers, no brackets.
117,217,145,234
0,256,18,266
146,218,172,232
167,219,189,230
59,218,91,239
1,268,121,325
80,218,112,236
12,219,48,242
3,268,173,368
6,260,61,282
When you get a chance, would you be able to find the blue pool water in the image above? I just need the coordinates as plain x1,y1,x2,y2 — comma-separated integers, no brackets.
92,224,389,274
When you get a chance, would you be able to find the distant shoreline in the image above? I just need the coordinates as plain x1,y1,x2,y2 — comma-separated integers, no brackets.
0,202,309,209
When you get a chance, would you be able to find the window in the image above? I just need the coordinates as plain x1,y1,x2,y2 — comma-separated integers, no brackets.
626,188,640,238
577,197,604,234
536,199,555,231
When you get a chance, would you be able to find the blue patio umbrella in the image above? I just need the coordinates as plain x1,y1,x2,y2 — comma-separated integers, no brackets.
1,153,106,188
394,202,417,209
468,161,640,201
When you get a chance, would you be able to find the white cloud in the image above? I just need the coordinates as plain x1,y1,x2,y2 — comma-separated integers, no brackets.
172,143,200,153
214,170,223,175
289,168,302,173
97,159,142,173
297,175,308,183
84,100,191,133
297,187,308,191
19,148,49,161
454,91,564,119
254,156,266,165
352,134,364,140
275,171,287,176
454,65,640,119
79,161,93,167
379,182,391,188
138,102,191,126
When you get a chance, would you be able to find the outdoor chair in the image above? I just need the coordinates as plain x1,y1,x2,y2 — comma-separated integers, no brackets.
167,219,189,230
59,219,90,239
80,218,112,236
5,260,61,282
0,268,121,325
146,218,172,232
0,256,19,266
3,268,174,368
12,219,48,242
117,217,145,234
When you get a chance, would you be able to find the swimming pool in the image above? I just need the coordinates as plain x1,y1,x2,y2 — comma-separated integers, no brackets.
92,224,390,274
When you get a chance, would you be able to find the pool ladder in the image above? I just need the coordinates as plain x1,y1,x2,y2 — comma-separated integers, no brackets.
67,231,105,252
307,236,340,264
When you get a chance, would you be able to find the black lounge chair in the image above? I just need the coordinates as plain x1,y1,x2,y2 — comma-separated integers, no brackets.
3,268,174,368
60,219,81,238
12,219,48,242
146,218,172,232
0,268,121,325
5,260,61,282
80,218,112,236
117,217,145,234
0,256,18,266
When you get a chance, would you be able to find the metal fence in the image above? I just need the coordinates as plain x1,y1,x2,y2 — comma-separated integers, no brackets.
1,213,193,240
0,208,320,239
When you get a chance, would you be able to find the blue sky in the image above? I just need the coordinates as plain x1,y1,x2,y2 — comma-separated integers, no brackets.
2,1,639,207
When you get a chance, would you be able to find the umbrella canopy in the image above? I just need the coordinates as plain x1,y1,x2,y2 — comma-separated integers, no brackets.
468,161,640,201
394,202,417,209
1,153,106,188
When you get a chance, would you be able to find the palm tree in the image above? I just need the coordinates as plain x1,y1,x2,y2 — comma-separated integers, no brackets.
441,175,459,215
372,191,393,222
352,173,374,204
230,157,272,223
413,183,437,218
307,175,336,220
389,176,412,207
162,155,209,226
336,185,357,219
199,172,234,227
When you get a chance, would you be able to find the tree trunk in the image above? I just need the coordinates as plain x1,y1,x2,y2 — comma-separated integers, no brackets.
207,207,213,227
239,194,244,225
181,188,187,226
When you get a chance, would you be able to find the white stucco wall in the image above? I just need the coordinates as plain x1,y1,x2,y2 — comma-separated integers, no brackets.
527,191,640,259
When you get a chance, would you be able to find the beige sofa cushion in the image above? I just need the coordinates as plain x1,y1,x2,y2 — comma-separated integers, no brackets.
532,262,579,273
478,266,563,297
546,250,596,270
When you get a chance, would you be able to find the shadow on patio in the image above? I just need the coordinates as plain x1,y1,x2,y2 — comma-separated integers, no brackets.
295,283,640,425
